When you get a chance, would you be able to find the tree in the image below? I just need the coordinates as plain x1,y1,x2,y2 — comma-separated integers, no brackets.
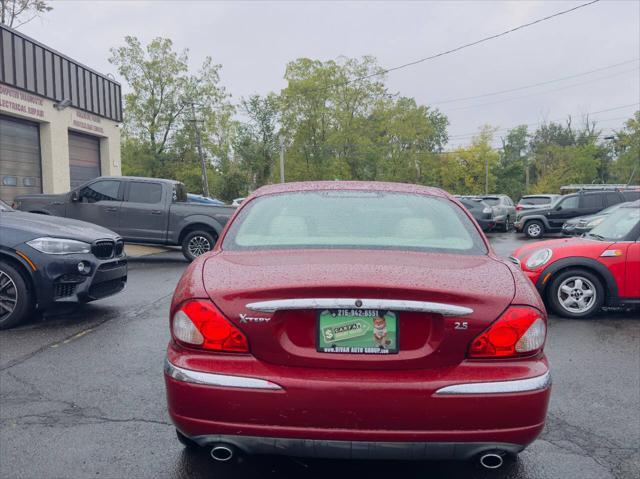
495,125,528,200
0,0,51,28
441,126,498,194
278,56,448,183
610,111,640,185
109,36,231,163
233,94,280,189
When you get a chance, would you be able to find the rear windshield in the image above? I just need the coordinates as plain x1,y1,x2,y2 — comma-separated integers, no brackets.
520,196,552,205
223,191,487,255
479,197,499,205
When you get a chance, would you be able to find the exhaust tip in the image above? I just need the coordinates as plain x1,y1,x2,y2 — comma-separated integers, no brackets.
479,452,504,469
210,444,234,462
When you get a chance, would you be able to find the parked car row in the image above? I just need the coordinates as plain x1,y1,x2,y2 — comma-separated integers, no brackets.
515,189,639,239
456,194,517,231
512,200,640,318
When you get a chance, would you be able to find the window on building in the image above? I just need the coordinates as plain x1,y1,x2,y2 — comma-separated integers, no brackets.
2,176,18,187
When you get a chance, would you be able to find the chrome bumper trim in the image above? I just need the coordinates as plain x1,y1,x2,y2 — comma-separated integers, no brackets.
164,359,282,390
435,371,551,395
188,434,524,460
246,298,473,317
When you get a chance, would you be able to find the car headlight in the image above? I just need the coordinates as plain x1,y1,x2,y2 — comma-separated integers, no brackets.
586,217,604,228
525,248,553,269
27,237,91,255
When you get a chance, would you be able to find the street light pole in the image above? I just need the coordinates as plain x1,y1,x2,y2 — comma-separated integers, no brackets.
190,102,210,198
279,135,285,183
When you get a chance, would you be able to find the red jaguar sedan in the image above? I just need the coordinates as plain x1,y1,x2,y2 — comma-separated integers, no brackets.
164,182,551,469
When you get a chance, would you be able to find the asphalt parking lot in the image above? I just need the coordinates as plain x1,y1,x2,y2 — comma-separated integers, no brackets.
1,233,638,479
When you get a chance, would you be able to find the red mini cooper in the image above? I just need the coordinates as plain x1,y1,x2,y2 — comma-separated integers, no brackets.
164,182,551,469
512,201,640,319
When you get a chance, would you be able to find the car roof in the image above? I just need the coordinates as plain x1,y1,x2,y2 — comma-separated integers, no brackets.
250,181,450,199
99,176,180,185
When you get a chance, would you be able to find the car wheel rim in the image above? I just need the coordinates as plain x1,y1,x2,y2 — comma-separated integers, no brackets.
557,276,596,314
0,271,18,321
528,224,541,236
188,236,211,257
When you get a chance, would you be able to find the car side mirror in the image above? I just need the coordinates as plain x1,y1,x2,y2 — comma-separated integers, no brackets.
71,191,80,202
555,205,562,211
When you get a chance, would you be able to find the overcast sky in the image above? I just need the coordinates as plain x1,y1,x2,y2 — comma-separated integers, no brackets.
20,0,640,148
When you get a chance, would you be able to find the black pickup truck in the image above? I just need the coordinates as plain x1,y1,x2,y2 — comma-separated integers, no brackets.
13,176,236,261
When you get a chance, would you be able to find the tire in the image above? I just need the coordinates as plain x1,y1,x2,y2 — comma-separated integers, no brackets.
0,261,34,329
181,230,217,262
524,220,545,239
175,429,199,449
547,268,605,319
502,216,512,232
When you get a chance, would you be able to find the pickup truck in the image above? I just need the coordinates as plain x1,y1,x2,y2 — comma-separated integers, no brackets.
13,176,236,261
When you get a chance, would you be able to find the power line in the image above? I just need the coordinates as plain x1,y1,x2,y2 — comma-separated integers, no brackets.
304,0,602,94
447,102,639,139
444,68,639,113
429,58,639,107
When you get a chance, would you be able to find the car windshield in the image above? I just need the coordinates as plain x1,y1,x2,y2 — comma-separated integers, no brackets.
0,200,12,212
598,202,628,215
586,207,640,241
223,191,487,255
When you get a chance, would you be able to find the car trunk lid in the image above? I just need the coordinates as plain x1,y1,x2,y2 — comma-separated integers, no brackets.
203,249,515,370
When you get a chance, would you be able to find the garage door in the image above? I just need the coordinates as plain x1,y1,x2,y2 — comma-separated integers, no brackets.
0,115,42,204
69,131,101,189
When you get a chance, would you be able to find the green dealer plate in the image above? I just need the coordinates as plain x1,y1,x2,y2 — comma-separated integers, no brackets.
317,309,399,354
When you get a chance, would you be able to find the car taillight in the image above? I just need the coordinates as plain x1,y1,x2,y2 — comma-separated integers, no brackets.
516,205,523,211
171,300,249,353
468,306,546,359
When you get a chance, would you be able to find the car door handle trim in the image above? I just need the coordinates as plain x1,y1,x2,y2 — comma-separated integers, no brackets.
246,298,473,316
105,207,118,212
151,210,162,215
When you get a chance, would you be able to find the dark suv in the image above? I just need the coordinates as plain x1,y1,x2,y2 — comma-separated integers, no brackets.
515,189,639,239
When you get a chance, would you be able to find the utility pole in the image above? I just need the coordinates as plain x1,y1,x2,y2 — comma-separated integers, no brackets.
190,102,210,198
279,135,285,183
485,155,489,195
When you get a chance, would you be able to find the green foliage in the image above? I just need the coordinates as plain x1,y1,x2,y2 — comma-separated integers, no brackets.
610,111,640,184
440,126,499,195
276,57,448,184
111,34,638,201
0,0,52,28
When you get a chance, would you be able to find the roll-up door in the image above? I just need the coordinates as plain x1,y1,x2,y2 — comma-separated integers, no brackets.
0,115,42,203
69,131,101,189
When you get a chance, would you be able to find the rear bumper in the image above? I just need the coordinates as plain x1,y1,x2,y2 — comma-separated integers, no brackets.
188,434,525,460
164,347,551,456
